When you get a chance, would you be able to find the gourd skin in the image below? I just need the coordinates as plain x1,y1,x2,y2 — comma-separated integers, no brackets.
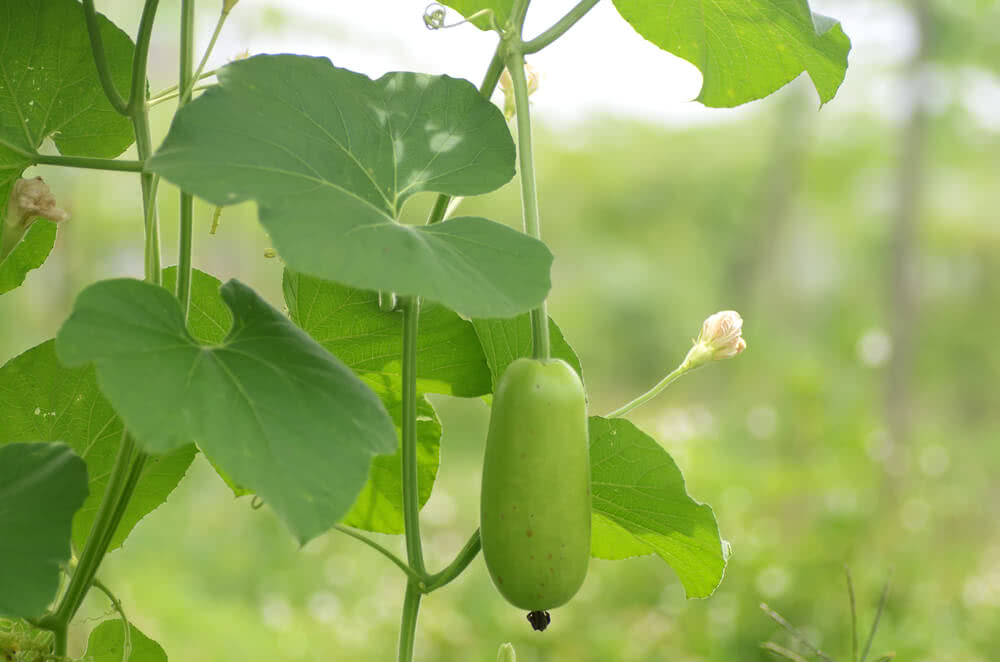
480,358,590,611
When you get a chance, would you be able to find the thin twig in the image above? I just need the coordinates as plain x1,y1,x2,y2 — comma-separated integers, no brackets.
845,566,859,662
91,577,132,662
761,642,811,662
760,603,839,662
860,576,892,662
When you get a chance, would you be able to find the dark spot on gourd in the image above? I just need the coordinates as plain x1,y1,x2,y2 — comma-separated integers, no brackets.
526,528,533,537
547,553,552,559
498,576,504,584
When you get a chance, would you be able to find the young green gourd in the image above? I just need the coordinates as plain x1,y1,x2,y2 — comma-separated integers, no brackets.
480,358,590,628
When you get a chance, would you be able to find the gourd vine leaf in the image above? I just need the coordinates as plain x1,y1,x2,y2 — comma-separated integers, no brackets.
55,278,398,544
0,221,56,295
610,0,851,107
341,374,442,534
0,0,136,291
283,269,492,398
438,0,511,31
149,54,552,319
0,340,196,554
85,620,167,662
0,442,88,619
473,315,583,388
589,416,726,599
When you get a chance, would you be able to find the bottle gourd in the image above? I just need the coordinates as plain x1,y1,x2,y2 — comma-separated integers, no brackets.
480,358,590,628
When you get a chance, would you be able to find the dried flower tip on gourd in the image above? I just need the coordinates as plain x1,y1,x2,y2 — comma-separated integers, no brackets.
683,310,747,368
7,177,70,229
498,62,540,120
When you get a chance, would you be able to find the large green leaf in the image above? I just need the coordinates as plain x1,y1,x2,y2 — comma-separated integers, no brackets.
0,221,56,295
56,278,398,543
284,269,491,398
0,340,196,553
611,0,851,107
0,442,88,619
0,0,136,288
85,620,167,662
342,375,441,533
162,266,233,345
589,416,726,599
473,315,583,388
149,54,551,319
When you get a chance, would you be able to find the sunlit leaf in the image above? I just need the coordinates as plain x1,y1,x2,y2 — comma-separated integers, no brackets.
438,0,511,30
149,54,552,318
0,442,88,619
85,620,167,662
589,416,726,598
284,269,491,397
611,0,851,107
0,340,196,553
56,278,398,543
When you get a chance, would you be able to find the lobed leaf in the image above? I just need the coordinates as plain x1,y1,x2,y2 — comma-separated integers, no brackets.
610,0,851,107
589,416,726,598
85,620,167,662
0,340,196,553
149,54,551,318
56,278,398,544
0,442,88,619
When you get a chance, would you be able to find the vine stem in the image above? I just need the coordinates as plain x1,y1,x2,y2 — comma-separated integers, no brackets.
522,0,600,53
176,0,196,316
423,530,481,591
397,582,422,662
504,45,549,360
399,295,426,576
182,5,234,103
32,154,145,172
334,525,422,584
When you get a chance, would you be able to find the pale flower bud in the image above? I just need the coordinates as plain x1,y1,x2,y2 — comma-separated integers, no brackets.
497,643,516,662
683,310,747,368
498,62,540,120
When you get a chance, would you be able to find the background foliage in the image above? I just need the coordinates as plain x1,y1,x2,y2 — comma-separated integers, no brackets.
0,0,997,660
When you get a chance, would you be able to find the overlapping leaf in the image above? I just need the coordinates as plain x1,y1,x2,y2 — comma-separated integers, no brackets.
0,442,88,619
0,221,56,295
589,416,726,598
85,620,167,662
611,0,851,107
0,0,136,290
473,315,583,388
56,278,398,543
0,340,196,553
284,269,491,397
149,54,551,318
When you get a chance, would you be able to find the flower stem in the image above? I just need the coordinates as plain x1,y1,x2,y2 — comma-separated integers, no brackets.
606,363,690,418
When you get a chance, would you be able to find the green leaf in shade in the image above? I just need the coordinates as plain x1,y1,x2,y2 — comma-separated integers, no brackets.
56,278,398,543
341,375,441,534
438,0,511,30
588,416,726,599
162,266,233,345
85,620,167,662
0,442,88,619
0,341,196,553
473,315,583,387
611,0,851,107
0,221,56,295
284,269,491,398
0,0,136,291
148,54,552,319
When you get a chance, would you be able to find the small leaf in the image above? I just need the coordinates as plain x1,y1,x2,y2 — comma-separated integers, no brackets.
149,54,552,318
341,375,442,534
56,278,398,543
0,442,88,619
589,416,726,598
611,0,851,107
85,620,167,662
0,221,56,295
439,0,511,30
473,315,583,387
0,340,196,552
284,269,491,397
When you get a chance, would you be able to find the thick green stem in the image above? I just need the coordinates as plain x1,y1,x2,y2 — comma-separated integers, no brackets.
127,0,161,114
522,0,600,53
504,51,550,360
399,296,426,576
397,582,422,662
176,0,196,315
423,530,481,592
81,0,129,115
32,154,145,172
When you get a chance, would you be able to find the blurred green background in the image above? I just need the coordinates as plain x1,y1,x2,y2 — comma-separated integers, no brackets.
1,1,998,661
